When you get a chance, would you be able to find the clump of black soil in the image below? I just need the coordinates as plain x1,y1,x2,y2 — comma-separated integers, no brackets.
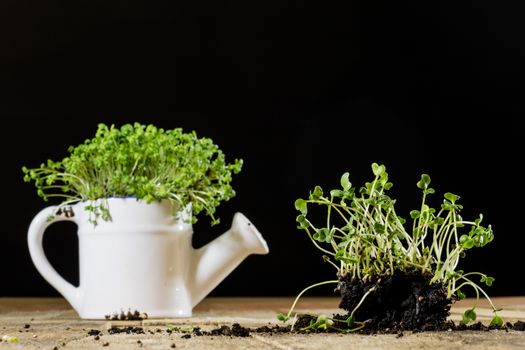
107,326,145,335
509,321,525,331
87,329,101,336
338,271,453,332
105,309,148,321
254,324,291,334
191,323,293,337
455,322,492,331
192,323,251,337
292,314,317,330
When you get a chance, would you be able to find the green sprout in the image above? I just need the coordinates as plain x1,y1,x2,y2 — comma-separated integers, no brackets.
1,335,19,343
22,123,242,226
280,163,501,330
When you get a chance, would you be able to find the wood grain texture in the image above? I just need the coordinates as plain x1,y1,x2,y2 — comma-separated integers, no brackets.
1,297,524,349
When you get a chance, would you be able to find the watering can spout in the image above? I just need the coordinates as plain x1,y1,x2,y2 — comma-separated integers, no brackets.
189,212,269,307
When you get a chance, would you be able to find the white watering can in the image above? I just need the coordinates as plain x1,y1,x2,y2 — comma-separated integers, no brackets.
27,198,269,319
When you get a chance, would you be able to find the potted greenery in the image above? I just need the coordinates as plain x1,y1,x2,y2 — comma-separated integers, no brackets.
23,123,243,225
278,163,502,332
23,123,269,319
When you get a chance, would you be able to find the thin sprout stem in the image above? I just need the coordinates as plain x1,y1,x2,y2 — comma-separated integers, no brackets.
324,257,340,271
350,286,377,317
283,280,339,320
457,276,499,312
304,227,335,256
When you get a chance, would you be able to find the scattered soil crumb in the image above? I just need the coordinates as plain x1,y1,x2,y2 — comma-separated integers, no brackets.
88,329,101,336
254,324,291,334
293,315,317,330
181,334,191,339
509,321,525,332
191,323,250,337
231,323,250,337
104,309,147,321
108,326,145,335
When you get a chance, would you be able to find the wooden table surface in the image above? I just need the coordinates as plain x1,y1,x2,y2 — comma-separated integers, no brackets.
1,297,524,349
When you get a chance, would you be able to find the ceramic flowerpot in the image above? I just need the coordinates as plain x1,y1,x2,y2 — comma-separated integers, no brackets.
27,198,269,319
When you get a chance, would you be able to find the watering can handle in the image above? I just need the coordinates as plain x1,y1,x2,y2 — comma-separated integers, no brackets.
27,205,82,312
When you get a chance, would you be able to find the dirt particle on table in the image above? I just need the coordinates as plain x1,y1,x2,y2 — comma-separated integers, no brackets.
293,314,317,330
108,327,145,335
511,321,525,331
455,322,489,331
231,323,250,337
212,326,231,337
181,334,191,339
104,309,147,321
102,341,109,347
87,329,101,336
94,335,100,341
191,323,250,337
23,324,30,329
170,343,176,348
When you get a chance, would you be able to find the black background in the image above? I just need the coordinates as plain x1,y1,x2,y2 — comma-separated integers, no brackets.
1,1,523,298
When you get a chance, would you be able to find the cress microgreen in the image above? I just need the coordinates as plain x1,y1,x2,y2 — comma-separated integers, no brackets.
1,335,19,343
279,163,502,330
23,123,243,226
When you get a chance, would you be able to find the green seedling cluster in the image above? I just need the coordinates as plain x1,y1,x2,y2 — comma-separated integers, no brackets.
23,123,242,225
279,163,501,330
